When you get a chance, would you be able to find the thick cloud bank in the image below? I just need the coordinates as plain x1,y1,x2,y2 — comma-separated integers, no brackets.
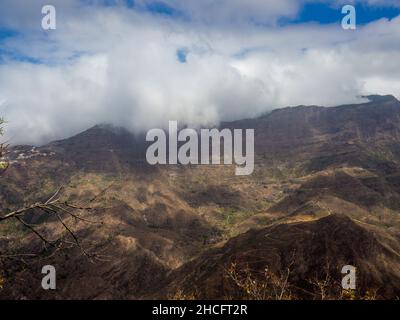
0,1,399,144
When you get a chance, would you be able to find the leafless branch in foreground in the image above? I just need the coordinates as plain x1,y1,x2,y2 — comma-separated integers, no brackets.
0,119,106,262
0,186,105,261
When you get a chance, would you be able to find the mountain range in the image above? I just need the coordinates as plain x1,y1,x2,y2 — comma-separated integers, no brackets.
1,95,400,299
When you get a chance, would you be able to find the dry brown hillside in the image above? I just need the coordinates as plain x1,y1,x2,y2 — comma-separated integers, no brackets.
1,95,400,299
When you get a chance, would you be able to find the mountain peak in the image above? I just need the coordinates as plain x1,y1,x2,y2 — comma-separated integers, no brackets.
363,94,399,103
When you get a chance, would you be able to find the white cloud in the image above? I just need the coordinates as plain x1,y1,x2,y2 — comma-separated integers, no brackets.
139,0,301,24
0,2,399,144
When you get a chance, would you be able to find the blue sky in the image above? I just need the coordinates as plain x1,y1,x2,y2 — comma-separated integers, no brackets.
1,0,399,63
292,2,400,25
111,1,400,24
2,1,399,30
92,0,400,24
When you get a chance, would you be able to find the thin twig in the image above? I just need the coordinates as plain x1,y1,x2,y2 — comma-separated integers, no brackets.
14,216,55,248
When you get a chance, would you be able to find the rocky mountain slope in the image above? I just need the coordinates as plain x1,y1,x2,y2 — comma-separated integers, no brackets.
1,95,400,299
156,214,400,299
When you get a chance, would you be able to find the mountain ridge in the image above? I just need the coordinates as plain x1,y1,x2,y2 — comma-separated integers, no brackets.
1,95,400,299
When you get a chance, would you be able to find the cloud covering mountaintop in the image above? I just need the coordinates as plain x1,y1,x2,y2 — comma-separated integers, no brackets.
0,0,400,144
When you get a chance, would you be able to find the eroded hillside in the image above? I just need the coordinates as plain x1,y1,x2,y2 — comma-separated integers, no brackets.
1,96,400,299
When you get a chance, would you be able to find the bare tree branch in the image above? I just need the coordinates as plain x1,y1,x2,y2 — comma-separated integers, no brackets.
0,186,102,259
1,121,109,262
14,216,57,248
